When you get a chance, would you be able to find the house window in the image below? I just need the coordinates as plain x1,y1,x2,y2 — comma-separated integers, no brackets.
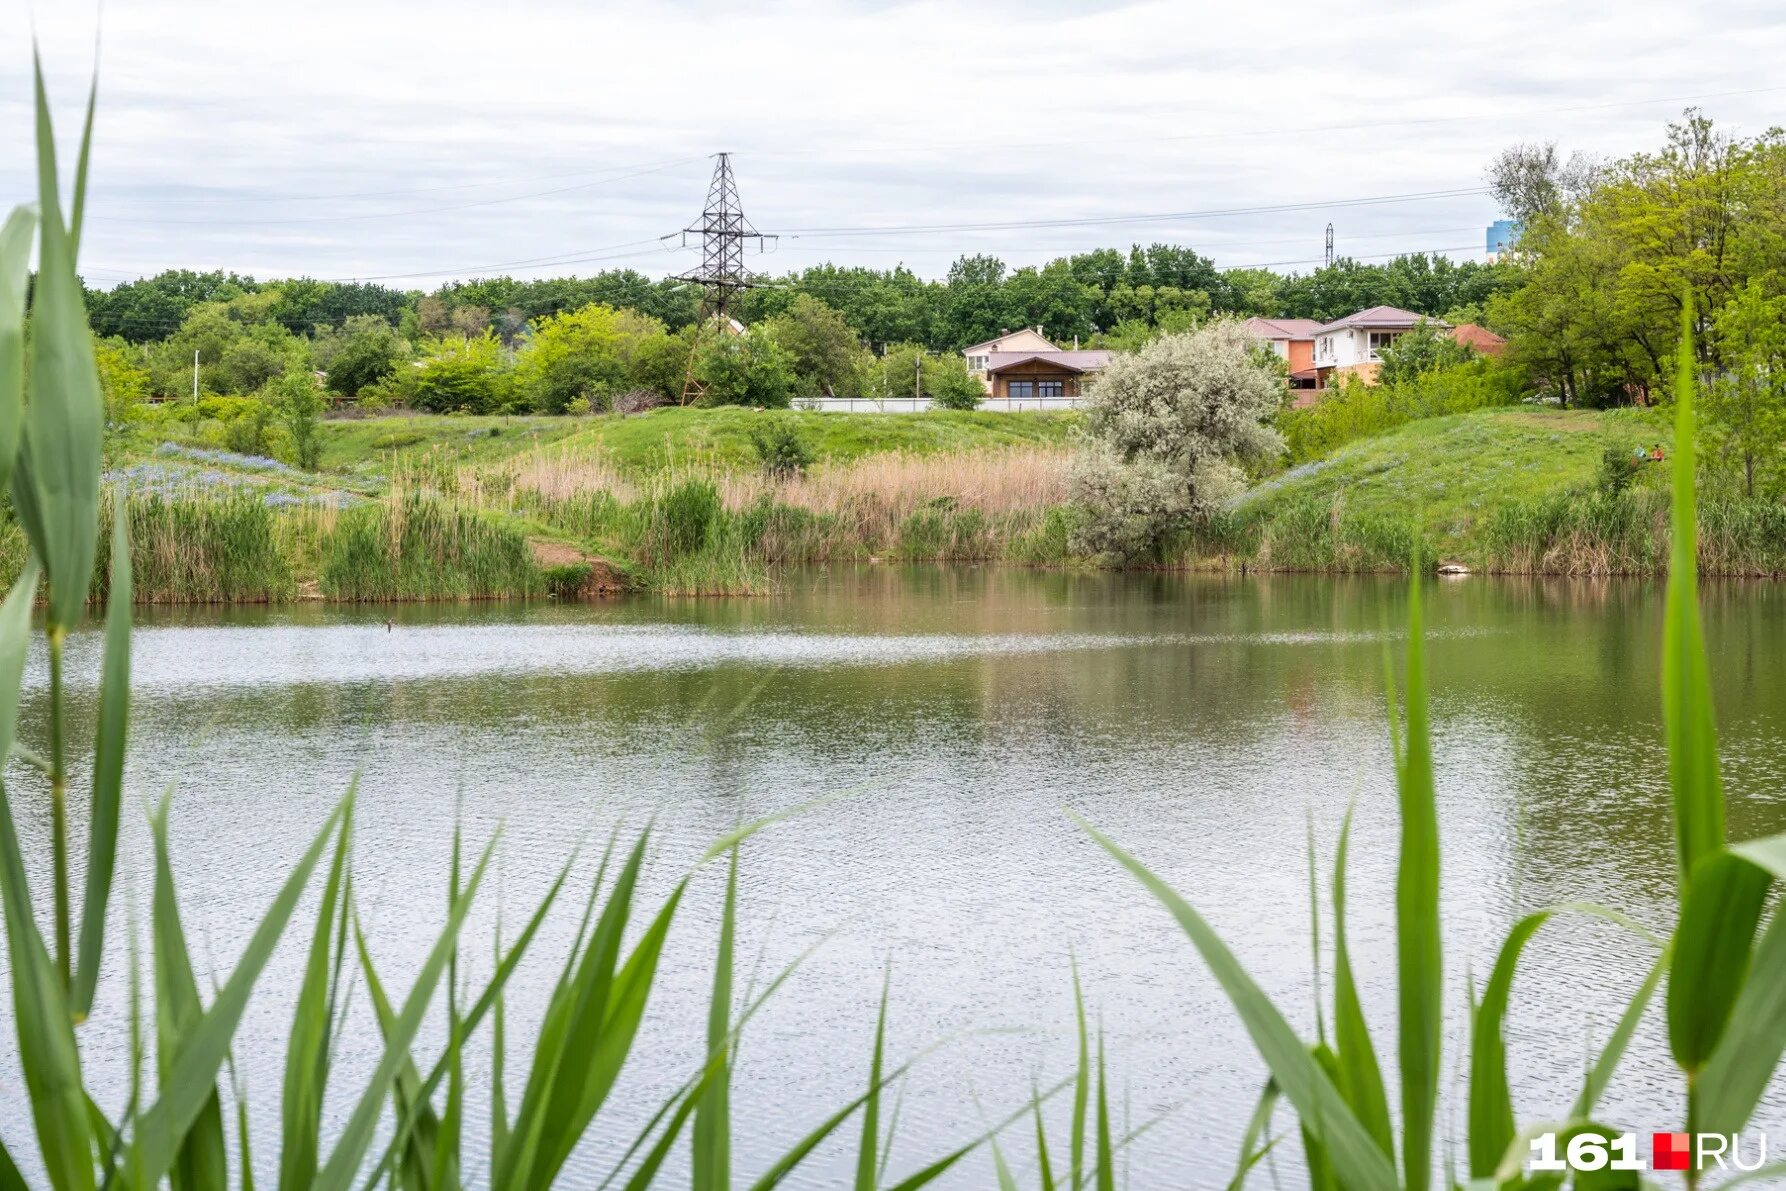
1367,331,1401,358
1008,381,1034,399
1037,380,1063,398
967,355,988,372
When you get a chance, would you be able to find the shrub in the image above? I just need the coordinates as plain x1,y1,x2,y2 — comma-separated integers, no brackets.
642,478,721,561
542,561,593,597
1598,441,1643,496
693,327,795,407
746,417,814,478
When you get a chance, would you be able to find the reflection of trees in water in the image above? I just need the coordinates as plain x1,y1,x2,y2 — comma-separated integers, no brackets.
50,569,1786,906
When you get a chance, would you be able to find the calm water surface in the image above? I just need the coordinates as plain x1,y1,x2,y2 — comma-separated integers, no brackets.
7,566,1786,1188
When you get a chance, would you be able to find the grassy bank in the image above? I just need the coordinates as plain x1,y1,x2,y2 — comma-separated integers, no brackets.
84,404,1786,596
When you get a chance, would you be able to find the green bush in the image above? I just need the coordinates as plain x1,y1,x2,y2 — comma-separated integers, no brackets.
542,561,593,597
746,417,814,478
642,478,721,562
1279,358,1525,462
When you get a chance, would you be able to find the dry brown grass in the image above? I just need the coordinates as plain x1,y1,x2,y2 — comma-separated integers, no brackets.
505,443,1073,518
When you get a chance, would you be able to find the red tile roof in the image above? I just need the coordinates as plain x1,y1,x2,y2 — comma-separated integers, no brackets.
1449,323,1508,354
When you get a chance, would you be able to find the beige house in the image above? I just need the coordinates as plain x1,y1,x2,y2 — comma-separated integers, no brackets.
964,328,1111,398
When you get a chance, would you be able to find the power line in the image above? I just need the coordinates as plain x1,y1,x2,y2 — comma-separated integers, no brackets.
87,156,707,226
78,156,717,206
777,187,1489,239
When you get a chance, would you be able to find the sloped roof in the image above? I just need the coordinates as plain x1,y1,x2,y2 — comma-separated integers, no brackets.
1242,316,1323,340
984,350,1113,375
1450,323,1508,354
1313,305,1447,334
964,329,1059,354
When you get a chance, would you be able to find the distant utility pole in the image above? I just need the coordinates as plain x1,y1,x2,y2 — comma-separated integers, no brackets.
666,153,777,403
192,350,199,401
1324,223,1334,269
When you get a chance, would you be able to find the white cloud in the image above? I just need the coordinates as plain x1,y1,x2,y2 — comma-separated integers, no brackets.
7,0,1783,287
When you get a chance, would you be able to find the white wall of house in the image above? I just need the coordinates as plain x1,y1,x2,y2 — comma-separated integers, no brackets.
1315,326,1405,368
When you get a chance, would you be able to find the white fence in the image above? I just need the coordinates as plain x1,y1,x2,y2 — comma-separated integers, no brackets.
796,396,1084,414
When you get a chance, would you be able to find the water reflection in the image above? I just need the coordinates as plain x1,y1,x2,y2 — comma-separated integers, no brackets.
4,567,1785,1188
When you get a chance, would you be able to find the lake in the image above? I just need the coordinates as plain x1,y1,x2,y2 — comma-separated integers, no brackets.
6,566,1786,1188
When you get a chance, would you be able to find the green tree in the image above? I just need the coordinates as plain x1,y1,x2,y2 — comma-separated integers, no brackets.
514,303,669,412
1706,280,1786,496
763,294,869,397
93,338,151,425
1072,319,1285,559
412,332,512,413
692,327,794,407
314,314,409,397
1375,321,1476,387
268,369,328,470
865,343,981,407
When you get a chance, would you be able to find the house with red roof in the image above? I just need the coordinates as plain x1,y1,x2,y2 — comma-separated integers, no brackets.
1242,317,1324,397
963,328,1113,399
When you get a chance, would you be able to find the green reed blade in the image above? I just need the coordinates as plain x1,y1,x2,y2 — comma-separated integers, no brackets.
351,918,441,1189
1094,1029,1113,1191
0,564,38,768
693,847,738,1191
1467,911,1544,1178
0,1135,24,1191
1329,805,1392,1164
491,932,509,1169
1663,301,1724,890
1031,1086,1057,1191
147,797,227,1191
506,835,687,1191
1078,816,1397,1190
1394,569,1442,1191
1070,957,1088,1191
881,1094,1048,1191
132,799,346,1189
279,804,354,1191
1298,1043,1339,1191
1224,1079,1281,1191
501,832,651,1189
990,1135,1019,1191
1693,837,1786,1133
67,68,96,259
1307,817,1325,1048
313,834,495,1191
1571,943,1668,1123
855,965,891,1191
0,205,35,492
615,1047,731,1191
18,53,102,631
1668,850,1768,1075
72,505,131,1022
0,772,91,1191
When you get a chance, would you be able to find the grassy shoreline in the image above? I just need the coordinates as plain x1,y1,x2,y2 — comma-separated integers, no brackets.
52,405,1786,603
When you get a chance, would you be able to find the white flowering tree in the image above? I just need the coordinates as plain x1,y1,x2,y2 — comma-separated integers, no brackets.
1072,318,1284,559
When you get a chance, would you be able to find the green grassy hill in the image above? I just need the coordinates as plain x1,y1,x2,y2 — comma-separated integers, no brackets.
306,407,1076,476
1234,407,1667,558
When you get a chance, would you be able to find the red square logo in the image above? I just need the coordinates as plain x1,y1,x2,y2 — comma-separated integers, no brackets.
1652,1132,1691,1171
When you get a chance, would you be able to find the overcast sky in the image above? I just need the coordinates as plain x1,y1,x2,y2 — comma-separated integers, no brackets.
8,0,1785,291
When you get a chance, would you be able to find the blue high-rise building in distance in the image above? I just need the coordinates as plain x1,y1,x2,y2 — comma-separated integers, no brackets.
1487,219,1522,256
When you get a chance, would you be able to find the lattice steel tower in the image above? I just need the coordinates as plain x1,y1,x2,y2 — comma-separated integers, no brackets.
674,153,775,320
1324,222,1335,268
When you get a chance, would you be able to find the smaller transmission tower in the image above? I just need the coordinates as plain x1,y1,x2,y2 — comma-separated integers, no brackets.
669,153,776,403
1323,223,1334,268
